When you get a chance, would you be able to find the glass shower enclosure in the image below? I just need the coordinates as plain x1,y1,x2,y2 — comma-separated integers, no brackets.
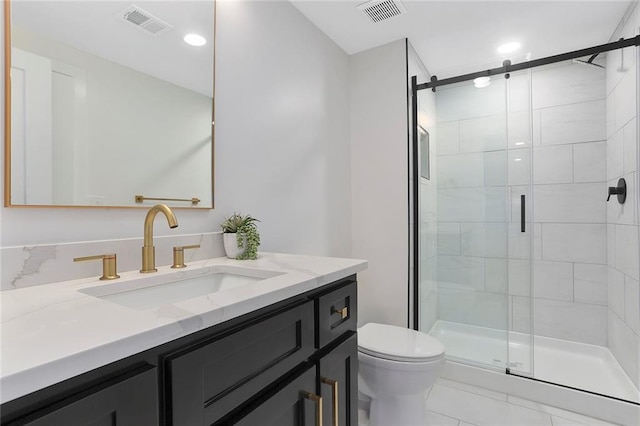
414,40,640,403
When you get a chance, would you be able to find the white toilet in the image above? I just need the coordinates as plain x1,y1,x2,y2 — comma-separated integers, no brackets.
358,323,446,426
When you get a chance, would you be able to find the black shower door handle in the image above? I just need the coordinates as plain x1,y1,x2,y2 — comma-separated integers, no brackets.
521,195,526,233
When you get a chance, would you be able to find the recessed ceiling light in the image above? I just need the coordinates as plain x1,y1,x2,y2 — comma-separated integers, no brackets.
473,76,491,88
514,142,525,146
184,33,206,47
498,42,521,54
514,158,523,162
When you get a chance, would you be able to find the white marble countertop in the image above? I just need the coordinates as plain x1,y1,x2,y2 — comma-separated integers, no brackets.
0,252,367,404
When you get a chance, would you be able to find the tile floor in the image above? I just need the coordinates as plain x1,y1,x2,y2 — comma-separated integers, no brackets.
358,378,619,426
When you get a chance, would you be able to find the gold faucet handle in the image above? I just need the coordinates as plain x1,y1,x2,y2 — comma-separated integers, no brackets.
171,245,201,269
74,253,120,280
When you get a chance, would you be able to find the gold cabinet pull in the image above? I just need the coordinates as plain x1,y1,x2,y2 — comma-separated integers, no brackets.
302,391,323,426
74,253,120,280
321,377,338,426
332,306,348,320
171,244,201,269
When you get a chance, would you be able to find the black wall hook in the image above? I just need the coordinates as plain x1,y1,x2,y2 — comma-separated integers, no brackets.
607,178,627,204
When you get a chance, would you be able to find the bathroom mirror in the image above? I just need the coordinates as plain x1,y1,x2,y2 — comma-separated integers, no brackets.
4,0,215,208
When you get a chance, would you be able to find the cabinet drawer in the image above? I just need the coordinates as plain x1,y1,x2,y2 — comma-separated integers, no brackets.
230,365,318,426
7,364,158,426
168,301,315,425
317,281,357,348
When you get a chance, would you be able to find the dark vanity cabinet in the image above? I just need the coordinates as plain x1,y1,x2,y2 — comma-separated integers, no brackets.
221,280,358,426
1,276,358,426
231,366,318,426
3,365,159,426
318,334,358,426
167,301,316,425
223,335,358,426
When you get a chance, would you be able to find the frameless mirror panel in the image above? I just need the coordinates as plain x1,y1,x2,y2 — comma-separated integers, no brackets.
6,1,214,208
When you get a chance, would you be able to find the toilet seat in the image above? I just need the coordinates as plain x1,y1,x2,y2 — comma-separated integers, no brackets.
358,323,445,363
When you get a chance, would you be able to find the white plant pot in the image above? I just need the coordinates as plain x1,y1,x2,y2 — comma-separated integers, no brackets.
223,233,246,259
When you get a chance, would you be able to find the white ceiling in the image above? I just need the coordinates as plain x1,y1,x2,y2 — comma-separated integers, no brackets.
11,1,214,96
10,1,633,92
290,0,633,79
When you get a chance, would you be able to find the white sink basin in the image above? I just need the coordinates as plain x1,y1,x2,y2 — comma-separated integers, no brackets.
79,266,284,310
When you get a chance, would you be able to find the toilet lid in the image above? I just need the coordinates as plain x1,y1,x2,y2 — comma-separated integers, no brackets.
358,323,445,362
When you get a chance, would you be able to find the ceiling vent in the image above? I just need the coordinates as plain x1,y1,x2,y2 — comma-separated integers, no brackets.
357,0,406,23
118,5,172,35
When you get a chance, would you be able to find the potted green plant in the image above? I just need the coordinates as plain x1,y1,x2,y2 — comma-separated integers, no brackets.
221,213,261,260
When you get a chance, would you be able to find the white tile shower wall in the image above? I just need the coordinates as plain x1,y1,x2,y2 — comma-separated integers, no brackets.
533,183,606,223
626,275,640,334
609,266,626,319
435,79,511,334
574,141,607,183
525,61,609,346
609,311,640,390
437,188,507,222
420,176,439,332
541,223,606,264
436,58,612,348
608,129,625,180
532,261,573,302
459,223,507,258
574,263,608,306
624,118,638,174
532,61,606,110
435,81,506,123
539,100,606,145
437,255,485,292
606,1,640,388
532,145,573,184
459,114,507,153
438,288,508,330
534,299,608,346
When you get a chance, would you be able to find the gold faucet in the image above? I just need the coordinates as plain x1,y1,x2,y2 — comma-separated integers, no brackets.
141,204,178,273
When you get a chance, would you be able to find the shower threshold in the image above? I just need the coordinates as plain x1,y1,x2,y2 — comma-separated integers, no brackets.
429,320,640,403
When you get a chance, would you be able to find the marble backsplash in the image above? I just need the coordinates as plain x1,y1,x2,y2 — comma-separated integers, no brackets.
1,232,225,291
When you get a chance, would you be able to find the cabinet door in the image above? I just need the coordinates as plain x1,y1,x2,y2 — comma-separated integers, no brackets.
231,366,319,426
8,365,158,426
319,333,358,426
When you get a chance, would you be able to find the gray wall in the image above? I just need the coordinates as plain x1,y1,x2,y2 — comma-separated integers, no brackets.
1,1,352,260
350,39,409,327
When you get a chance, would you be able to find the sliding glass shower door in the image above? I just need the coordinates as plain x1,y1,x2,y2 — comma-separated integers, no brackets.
419,72,533,373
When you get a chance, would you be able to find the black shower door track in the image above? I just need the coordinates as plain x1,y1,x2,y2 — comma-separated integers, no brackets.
416,35,640,92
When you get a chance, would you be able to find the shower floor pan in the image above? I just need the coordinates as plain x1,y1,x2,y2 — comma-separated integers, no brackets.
429,320,640,403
